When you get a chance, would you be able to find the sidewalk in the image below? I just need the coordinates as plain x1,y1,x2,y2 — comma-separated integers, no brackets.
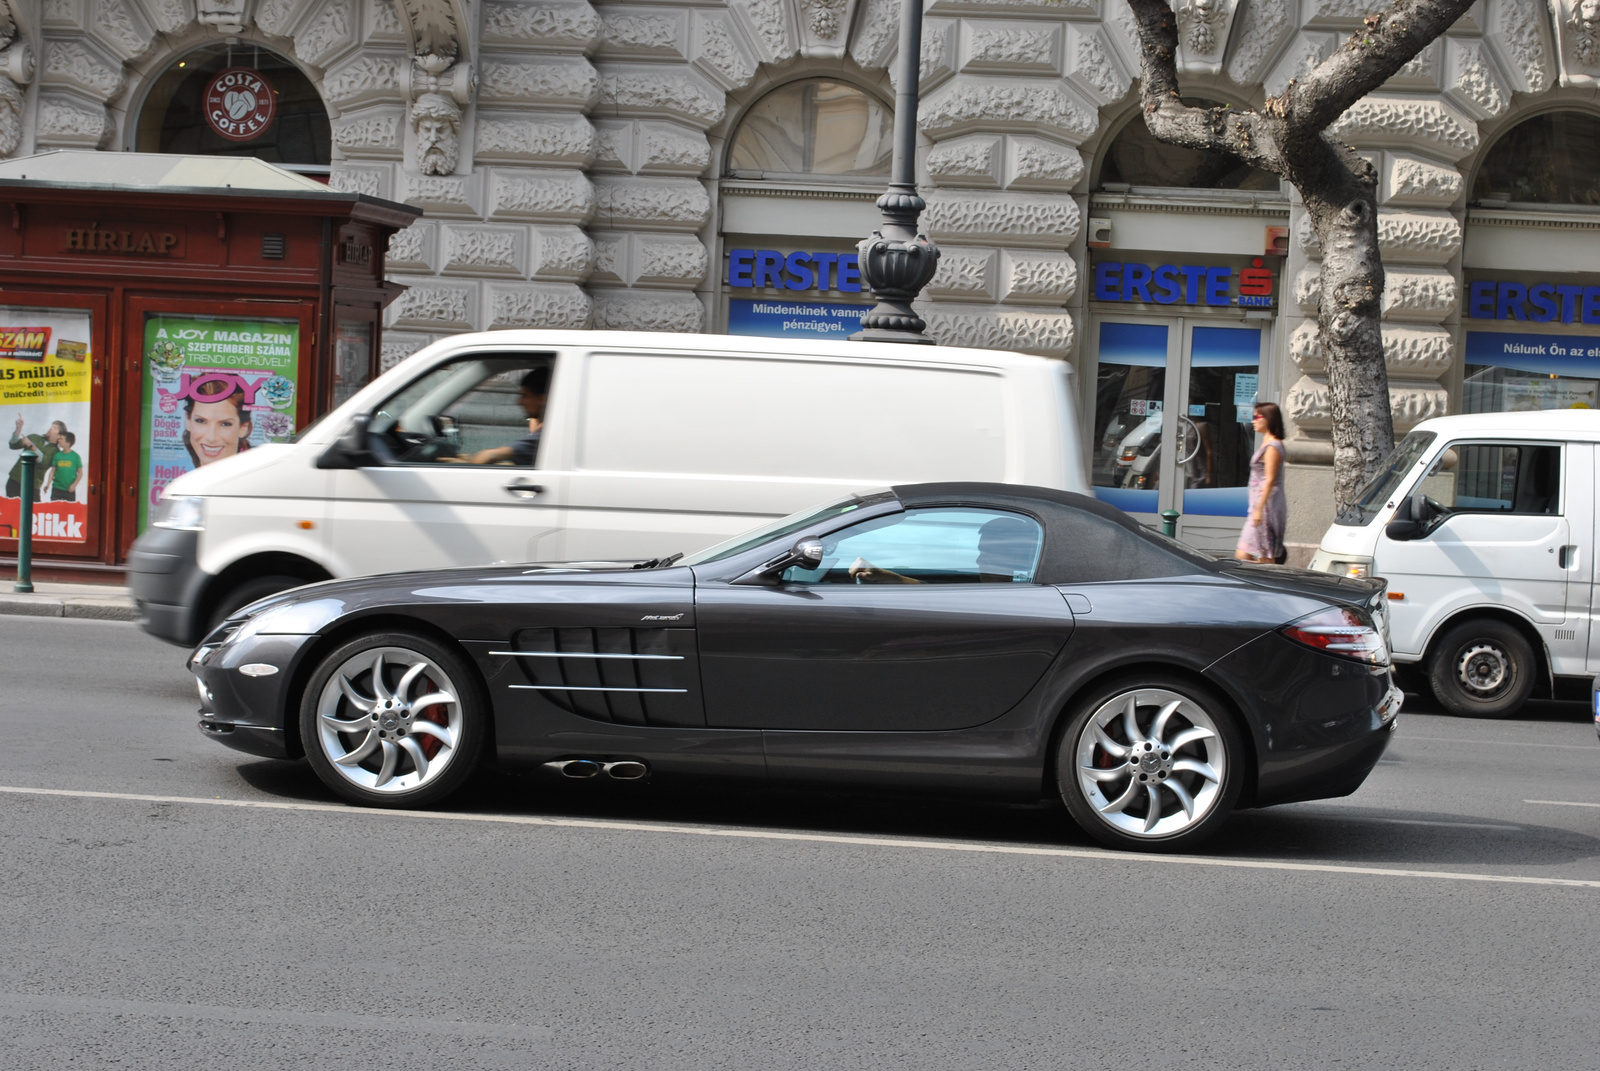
0,580,139,622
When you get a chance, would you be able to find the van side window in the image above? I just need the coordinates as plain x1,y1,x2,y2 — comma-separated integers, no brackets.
1418,443,1561,516
366,356,553,466
782,508,1043,584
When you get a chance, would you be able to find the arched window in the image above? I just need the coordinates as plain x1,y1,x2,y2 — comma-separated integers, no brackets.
1473,111,1600,206
726,80,893,180
1099,100,1277,192
136,44,331,174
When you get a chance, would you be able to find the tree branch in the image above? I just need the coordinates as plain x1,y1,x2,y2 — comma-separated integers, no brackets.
1124,0,1287,175
1281,0,1478,133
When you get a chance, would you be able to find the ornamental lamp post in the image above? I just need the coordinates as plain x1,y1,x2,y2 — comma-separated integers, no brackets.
850,0,940,345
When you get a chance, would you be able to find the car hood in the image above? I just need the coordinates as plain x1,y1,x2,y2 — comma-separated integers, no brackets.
218,560,693,635
1217,560,1385,606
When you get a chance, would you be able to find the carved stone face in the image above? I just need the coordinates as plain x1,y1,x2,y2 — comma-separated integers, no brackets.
1191,0,1218,20
1580,0,1600,28
411,94,461,176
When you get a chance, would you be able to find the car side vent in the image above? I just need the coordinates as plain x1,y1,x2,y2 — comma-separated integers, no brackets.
262,233,286,259
508,627,701,728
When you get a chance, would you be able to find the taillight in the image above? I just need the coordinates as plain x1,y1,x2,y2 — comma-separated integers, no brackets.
1282,606,1389,666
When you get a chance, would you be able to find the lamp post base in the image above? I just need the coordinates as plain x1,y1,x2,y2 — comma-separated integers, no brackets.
849,326,936,345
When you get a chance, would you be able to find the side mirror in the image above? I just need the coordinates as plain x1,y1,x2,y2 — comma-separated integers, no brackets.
791,540,824,572
315,413,376,470
752,538,826,581
1384,493,1427,542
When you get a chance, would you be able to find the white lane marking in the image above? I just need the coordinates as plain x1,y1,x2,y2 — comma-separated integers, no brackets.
0,992,551,1041
1363,817,1523,831
1526,799,1600,809
1398,735,1584,751
4,784,1598,890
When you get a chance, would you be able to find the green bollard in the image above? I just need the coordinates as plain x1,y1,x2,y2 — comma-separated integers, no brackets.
14,450,34,593
1160,509,1180,539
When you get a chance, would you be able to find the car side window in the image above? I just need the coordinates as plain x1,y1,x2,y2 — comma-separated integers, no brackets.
366,356,553,466
1416,442,1561,516
783,508,1044,584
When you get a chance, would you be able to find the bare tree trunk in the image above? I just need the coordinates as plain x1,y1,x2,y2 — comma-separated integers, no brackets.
1122,0,1476,518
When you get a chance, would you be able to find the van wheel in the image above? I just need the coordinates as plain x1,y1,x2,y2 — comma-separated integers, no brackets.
206,575,301,635
1428,620,1536,719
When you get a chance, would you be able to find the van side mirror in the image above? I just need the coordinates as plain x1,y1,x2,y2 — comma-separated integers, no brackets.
316,413,376,470
1384,492,1429,542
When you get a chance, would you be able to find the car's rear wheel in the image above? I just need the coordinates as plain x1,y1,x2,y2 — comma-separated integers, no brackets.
1427,619,1535,719
299,632,486,807
1057,675,1244,852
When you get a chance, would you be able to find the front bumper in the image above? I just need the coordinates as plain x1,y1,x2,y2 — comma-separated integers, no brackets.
128,526,212,646
190,629,319,759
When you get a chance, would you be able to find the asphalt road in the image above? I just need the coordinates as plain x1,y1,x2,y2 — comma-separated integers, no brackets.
3,616,1599,1070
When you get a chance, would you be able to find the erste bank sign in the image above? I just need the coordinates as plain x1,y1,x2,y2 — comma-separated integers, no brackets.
726,248,865,292
1093,258,1277,308
724,248,870,339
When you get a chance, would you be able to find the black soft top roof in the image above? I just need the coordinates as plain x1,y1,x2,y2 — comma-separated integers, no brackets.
888,482,1215,585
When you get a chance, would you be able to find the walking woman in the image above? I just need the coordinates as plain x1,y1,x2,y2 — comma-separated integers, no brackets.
1236,401,1287,563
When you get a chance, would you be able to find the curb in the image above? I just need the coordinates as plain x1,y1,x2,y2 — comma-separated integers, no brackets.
0,594,140,622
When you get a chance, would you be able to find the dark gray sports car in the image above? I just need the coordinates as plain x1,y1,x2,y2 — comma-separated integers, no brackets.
188,483,1400,851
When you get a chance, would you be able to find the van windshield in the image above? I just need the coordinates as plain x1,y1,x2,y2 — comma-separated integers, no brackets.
1341,431,1436,525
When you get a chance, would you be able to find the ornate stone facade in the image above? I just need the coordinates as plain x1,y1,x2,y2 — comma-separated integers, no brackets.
10,0,1593,539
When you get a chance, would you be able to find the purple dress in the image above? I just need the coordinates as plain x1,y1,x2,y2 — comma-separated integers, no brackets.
1236,439,1286,560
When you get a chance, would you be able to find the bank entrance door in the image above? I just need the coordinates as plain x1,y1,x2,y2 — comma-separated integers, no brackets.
1090,317,1266,552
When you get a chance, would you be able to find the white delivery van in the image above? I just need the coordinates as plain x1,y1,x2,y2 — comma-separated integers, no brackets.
129,330,1086,645
1309,410,1600,717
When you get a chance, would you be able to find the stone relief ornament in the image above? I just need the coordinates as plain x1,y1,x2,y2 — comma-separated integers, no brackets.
0,74,21,158
1174,0,1239,75
803,0,848,39
0,4,33,160
1558,0,1600,81
411,91,461,174
198,1,251,35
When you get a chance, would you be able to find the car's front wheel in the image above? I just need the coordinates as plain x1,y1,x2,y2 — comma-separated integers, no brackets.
1427,619,1535,719
299,632,486,807
1057,675,1244,852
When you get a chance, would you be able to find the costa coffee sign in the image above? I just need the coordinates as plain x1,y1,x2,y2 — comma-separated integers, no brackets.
203,68,276,142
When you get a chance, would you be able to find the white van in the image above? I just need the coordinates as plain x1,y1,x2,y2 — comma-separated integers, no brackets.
1309,409,1600,716
129,330,1086,645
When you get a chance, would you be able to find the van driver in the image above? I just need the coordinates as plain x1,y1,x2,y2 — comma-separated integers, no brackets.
450,367,549,465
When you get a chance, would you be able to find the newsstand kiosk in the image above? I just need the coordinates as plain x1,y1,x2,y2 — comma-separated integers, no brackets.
0,152,419,578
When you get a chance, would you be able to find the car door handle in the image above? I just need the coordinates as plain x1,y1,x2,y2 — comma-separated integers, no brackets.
503,479,545,499
1559,544,1579,569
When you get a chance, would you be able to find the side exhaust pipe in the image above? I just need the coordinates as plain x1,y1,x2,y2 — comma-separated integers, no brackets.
544,759,649,781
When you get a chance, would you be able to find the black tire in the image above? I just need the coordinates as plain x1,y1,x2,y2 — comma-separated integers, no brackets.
299,631,487,807
207,575,303,635
1427,619,1536,719
1056,673,1245,852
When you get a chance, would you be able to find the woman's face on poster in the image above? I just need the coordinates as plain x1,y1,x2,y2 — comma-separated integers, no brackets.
187,398,251,464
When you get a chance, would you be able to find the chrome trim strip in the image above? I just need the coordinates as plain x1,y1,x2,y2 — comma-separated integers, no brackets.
491,651,683,661
510,685,688,694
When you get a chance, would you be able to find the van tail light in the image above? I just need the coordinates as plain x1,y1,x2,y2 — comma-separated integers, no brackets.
1282,606,1389,666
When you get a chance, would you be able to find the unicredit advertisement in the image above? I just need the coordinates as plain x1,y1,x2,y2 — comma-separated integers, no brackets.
139,313,300,530
0,307,93,544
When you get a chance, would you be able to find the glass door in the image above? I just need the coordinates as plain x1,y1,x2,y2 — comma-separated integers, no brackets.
1090,320,1175,520
1175,325,1263,548
1091,318,1266,547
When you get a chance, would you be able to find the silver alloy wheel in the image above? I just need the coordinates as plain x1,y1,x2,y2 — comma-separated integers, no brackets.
1074,688,1226,839
315,646,462,794
1457,642,1510,697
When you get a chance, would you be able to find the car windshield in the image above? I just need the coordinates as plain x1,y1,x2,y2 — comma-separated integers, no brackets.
1342,431,1436,525
678,491,898,567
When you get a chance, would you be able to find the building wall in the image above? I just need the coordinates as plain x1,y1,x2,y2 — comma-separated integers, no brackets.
5,0,1595,548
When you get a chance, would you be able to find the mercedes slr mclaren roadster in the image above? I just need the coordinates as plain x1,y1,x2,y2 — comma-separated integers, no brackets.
188,483,1400,851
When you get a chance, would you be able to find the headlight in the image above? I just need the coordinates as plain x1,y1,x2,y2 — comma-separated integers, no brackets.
1330,559,1371,579
152,495,206,531
222,597,345,644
